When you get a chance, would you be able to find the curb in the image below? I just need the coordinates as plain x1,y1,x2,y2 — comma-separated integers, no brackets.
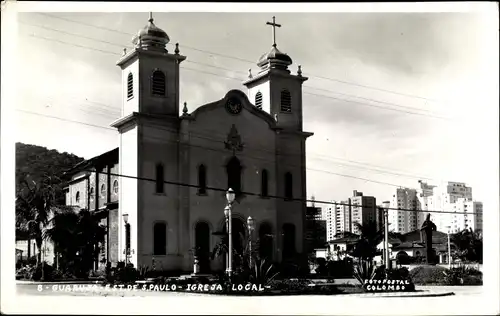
350,291,455,298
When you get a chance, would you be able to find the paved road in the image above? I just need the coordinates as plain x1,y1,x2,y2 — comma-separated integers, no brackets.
12,283,494,315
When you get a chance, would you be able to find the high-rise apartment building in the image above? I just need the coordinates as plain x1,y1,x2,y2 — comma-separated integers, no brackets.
322,205,335,242
448,198,483,233
389,188,419,234
350,190,377,235
416,180,436,228
389,181,482,234
305,206,327,253
329,191,376,238
429,181,473,232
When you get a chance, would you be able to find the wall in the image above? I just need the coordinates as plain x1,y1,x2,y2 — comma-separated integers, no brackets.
187,98,279,264
137,122,181,270
68,174,88,209
119,124,138,266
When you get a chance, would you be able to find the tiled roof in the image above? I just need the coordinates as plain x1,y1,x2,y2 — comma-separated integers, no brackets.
64,147,118,176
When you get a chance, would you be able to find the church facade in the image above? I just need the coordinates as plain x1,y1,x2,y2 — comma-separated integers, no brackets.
64,15,313,273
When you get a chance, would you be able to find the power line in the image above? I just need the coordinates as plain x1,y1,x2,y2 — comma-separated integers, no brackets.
35,12,443,103
27,32,449,120
303,85,445,116
15,109,116,131
22,31,444,180
48,90,438,181
28,34,121,56
21,21,134,49
17,107,436,185
79,168,480,216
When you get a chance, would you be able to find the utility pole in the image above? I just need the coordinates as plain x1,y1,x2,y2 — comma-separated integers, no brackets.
384,208,390,270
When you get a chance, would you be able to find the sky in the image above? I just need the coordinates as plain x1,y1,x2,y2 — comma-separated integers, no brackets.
12,7,499,208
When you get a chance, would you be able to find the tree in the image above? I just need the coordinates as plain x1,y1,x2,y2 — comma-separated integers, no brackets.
16,175,61,266
451,228,483,263
349,221,384,263
44,208,106,276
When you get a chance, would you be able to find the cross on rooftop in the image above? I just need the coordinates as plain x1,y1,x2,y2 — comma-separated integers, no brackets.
266,16,281,47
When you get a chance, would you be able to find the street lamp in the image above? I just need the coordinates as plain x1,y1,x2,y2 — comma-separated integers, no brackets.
123,213,129,265
247,216,255,269
225,188,235,277
446,225,452,269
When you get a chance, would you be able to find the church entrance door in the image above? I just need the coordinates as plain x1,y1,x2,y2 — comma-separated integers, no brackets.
195,222,211,273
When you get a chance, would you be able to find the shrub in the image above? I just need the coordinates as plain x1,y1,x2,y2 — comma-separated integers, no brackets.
353,260,376,285
409,265,482,285
409,265,448,285
443,266,483,285
106,262,138,284
51,269,77,281
267,279,311,293
31,262,54,281
16,265,35,280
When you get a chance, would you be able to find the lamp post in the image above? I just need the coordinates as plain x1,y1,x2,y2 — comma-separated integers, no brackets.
123,213,129,265
247,216,255,269
383,208,390,270
225,188,236,277
446,225,452,269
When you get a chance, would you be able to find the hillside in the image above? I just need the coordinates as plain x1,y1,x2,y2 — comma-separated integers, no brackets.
16,142,85,204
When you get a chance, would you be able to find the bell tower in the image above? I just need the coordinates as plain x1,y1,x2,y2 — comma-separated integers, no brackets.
112,13,186,268
116,12,186,117
243,17,313,261
243,16,308,132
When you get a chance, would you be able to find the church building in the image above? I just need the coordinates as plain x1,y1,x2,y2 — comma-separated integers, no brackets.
64,14,313,273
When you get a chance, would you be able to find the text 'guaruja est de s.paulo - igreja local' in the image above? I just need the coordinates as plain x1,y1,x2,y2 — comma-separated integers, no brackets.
40,283,266,293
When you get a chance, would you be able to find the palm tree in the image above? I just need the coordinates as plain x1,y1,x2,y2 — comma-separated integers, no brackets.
44,208,106,275
16,175,60,267
349,221,384,263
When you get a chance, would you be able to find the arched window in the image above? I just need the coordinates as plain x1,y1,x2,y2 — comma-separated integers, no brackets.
151,70,166,96
261,169,268,197
127,73,134,99
284,172,293,200
259,222,273,259
113,180,119,194
100,184,106,198
280,89,291,112
153,222,167,255
255,92,263,110
75,191,80,203
155,164,164,193
282,223,296,259
226,156,242,195
198,164,207,195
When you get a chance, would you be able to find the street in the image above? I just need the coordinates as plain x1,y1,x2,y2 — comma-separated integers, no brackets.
11,283,494,315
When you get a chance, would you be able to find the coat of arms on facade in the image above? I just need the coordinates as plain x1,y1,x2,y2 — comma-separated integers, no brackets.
224,124,244,154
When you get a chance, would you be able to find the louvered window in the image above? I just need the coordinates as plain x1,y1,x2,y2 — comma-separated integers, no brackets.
152,70,166,96
255,92,263,109
280,89,291,112
127,73,133,99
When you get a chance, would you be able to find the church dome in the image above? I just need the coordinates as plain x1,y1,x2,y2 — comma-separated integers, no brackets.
132,13,170,51
257,45,293,71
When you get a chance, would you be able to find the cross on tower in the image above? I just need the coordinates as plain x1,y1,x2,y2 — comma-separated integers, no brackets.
266,16,281,47
149,12,154,23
